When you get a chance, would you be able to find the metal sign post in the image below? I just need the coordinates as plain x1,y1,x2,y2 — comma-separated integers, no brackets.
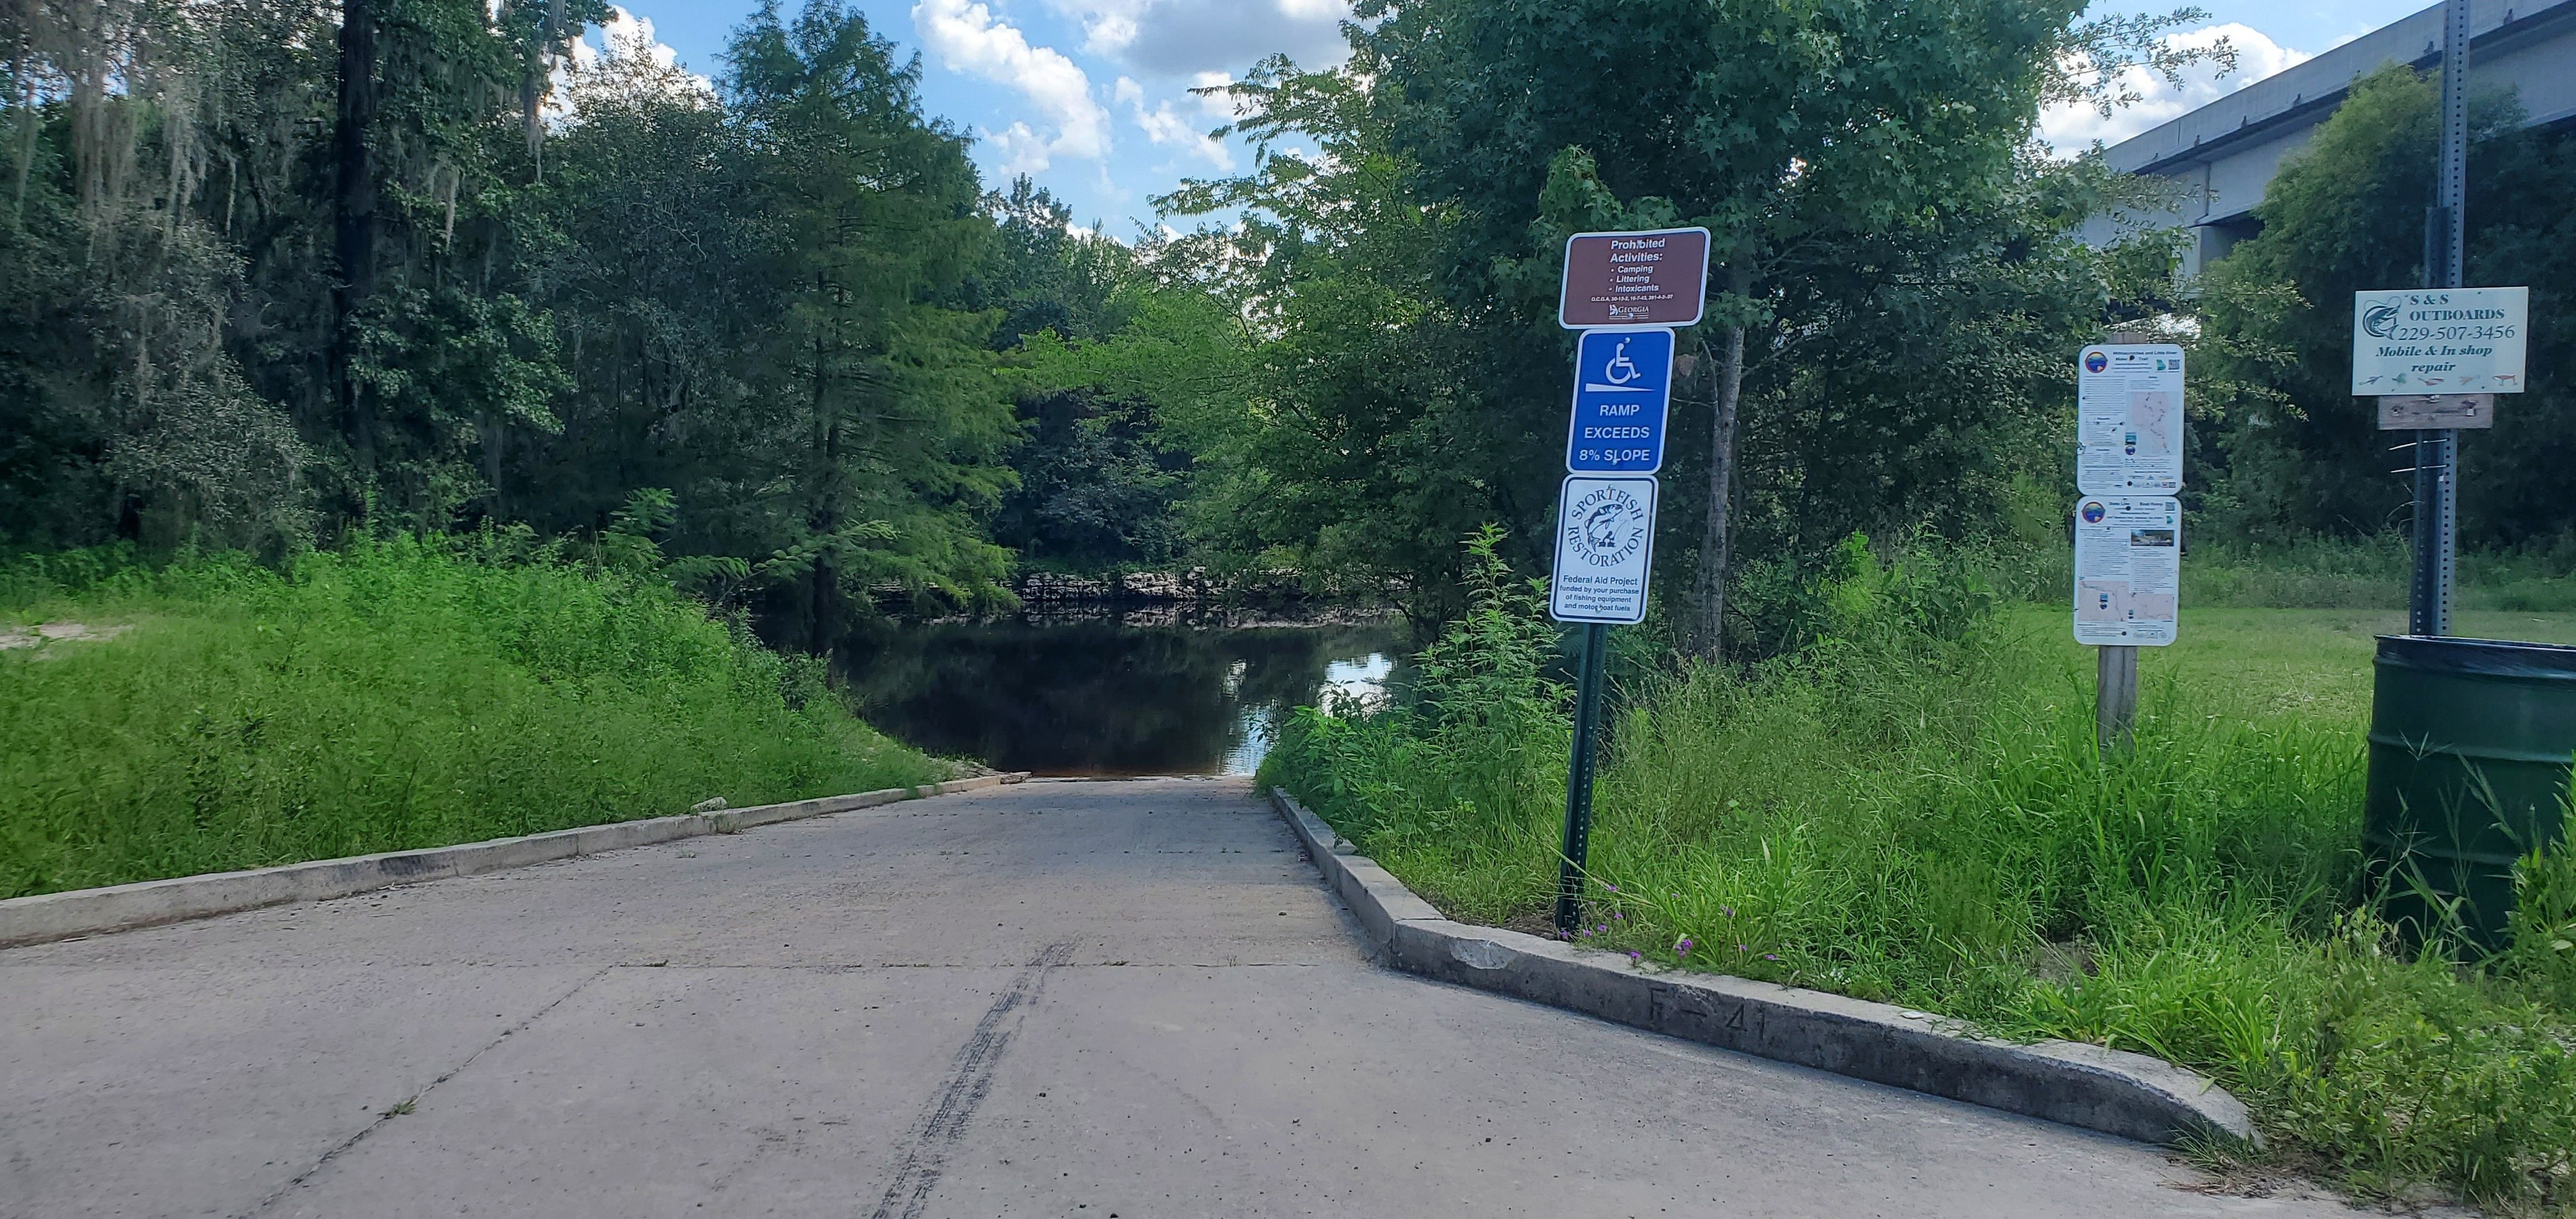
1549,229,1703,935
2420,0,2472,637
1554,621,1608,934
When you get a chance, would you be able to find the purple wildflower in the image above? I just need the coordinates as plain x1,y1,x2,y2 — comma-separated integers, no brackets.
1676,938,1694,957
1763,953,1781,962
1611,911,1623,921
1604,882,1617,892
1628,950,1643,963
1735,944,1749,953
1720,906,1736,919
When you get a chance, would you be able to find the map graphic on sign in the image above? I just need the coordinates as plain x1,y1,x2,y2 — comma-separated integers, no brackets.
2127,390,2175,459
1566,327,1673,473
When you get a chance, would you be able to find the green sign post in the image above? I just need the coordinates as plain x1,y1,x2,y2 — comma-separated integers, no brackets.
1547,229,1706,934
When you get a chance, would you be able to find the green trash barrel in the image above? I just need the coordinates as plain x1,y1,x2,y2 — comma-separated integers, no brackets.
2365,635,2576,949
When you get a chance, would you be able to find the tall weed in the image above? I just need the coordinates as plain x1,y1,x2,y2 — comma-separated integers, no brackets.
0,539,947,896
1260,526,1570,920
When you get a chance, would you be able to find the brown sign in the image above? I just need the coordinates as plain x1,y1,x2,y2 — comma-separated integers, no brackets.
1560,227,1710,328
2376,393,2497,430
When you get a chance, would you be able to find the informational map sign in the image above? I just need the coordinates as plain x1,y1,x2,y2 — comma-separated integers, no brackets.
1566,327,1673,473
2073,496,2181,647
1549,475,1658,624
1559,228,1710,328
2077,344,2184,496
2351,287,2527,395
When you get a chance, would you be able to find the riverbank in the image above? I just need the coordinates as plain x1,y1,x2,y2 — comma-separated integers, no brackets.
1261,550,2576,1214
0,540,951,898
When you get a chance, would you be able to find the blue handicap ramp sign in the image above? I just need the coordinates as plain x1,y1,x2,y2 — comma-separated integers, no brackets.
1566,327,1673,473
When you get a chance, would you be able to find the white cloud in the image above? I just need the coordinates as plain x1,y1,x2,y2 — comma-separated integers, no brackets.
1115,72,1237,169
1042,0,1351,77
558,6,712,117
912,0,1113,174
1052,0,1146,57
2039,24,2309,155
572,6,680,72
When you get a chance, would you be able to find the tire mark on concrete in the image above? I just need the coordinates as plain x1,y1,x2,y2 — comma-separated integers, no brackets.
236,966,612,1219
868,942,1076,1219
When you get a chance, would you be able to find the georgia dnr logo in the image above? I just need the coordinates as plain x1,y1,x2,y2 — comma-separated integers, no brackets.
1565,485,1649,567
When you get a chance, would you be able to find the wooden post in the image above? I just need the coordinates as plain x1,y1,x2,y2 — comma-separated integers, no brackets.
2097,644,2138,753
2093,326,2150,754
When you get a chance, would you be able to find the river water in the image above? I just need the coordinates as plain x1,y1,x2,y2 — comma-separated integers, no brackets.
833,615,1408,776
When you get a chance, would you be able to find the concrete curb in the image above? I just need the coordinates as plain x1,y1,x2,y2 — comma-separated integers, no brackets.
0,772,1031,949
1268,786,2258,1148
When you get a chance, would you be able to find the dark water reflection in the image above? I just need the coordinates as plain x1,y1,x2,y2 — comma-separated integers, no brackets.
834,617,1408,776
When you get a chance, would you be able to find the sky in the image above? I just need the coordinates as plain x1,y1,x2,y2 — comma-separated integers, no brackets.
588,0,2448,238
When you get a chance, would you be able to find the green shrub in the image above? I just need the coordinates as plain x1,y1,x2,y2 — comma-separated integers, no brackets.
0,539,947,896
1259,526,1570,921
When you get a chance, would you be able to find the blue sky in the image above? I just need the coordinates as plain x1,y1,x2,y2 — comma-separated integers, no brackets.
594,0,2445,238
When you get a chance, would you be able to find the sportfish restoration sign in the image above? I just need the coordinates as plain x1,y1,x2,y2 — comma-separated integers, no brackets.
2352,287,2528,395
1549,475,1658,624
1559,227,1710,328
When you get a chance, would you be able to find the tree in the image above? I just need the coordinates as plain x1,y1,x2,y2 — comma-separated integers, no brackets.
1156,57,1498,621
1,0,314,551
3,0,1034,640
724,0,1015,645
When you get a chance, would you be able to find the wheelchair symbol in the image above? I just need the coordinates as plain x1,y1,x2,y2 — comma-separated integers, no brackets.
1603,339,1641,386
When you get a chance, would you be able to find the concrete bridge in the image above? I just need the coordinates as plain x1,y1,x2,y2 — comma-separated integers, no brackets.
2084,0,2576,272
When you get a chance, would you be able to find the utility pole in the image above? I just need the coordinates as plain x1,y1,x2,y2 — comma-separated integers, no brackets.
2412,0,2471,637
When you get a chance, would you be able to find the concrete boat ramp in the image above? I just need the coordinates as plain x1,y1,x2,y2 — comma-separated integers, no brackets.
2,778,2358,1217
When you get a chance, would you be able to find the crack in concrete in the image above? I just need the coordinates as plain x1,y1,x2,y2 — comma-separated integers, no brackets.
233,966,611,1219
866,941,1076,1219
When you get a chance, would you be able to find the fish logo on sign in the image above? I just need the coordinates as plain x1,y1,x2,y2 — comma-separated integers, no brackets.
1565,484,1649,567
2363,303,2402,339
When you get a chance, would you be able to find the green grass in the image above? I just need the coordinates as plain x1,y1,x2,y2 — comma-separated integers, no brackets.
0,539,950,898
2187,533,2576,613
1264,548,2576,1215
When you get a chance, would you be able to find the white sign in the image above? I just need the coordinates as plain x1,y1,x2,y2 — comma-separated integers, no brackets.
2351,287,2528,395
2073,496,2180,647
2077,344,2184,495
1549,475,1657,624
